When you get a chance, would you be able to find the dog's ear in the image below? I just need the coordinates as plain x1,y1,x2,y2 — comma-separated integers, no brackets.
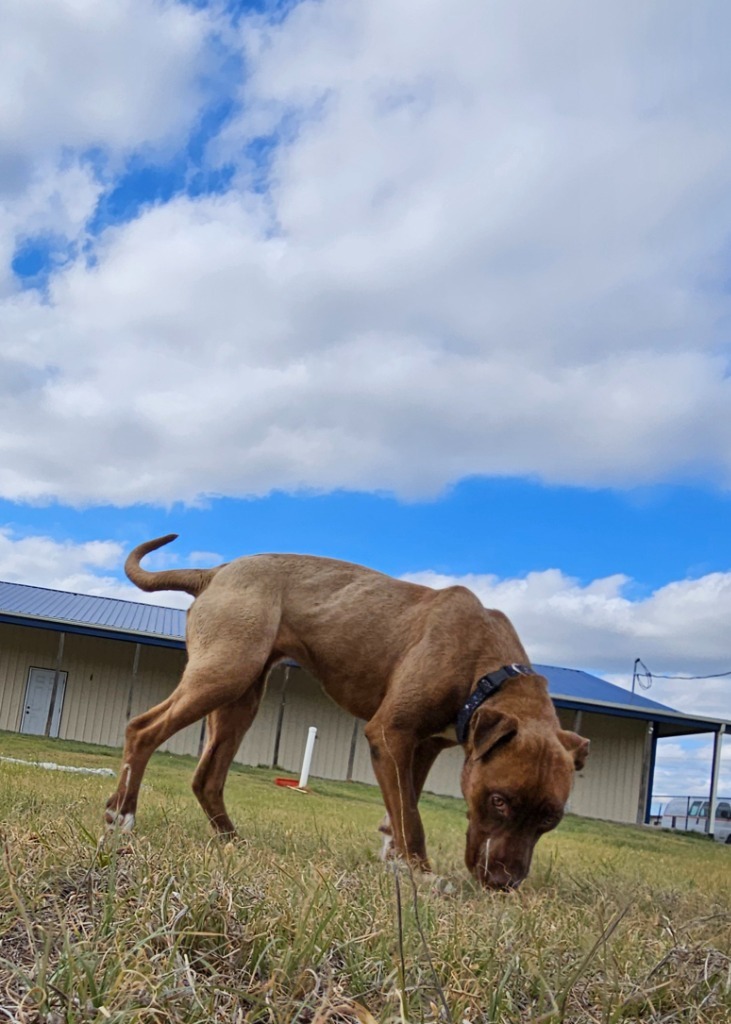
558,730,590,771
470,707,519,761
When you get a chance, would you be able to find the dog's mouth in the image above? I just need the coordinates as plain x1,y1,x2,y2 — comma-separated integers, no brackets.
466,827,529,891
472,853,524,891
475,864,523,891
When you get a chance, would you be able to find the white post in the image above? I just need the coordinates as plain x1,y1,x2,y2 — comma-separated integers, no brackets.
298,726,317,789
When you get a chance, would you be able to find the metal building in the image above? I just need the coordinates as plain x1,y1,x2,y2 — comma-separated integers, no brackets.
0,579,727,826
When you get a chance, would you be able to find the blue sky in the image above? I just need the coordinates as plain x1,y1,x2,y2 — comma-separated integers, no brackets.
1,0,730,797
2,482,730,593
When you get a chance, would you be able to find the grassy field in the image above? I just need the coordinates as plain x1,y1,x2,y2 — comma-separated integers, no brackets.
0,731,729,1023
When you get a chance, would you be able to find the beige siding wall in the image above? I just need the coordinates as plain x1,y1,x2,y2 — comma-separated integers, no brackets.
561,711,646,823
126,644,199,757
234,667,284,768
348,722,378,787
0,623,60,731
0,623,198,756
274,670,359,780
0,625,646,824
239,668,366,782
58,632,129,747
423,746,464,798
57,632,200,756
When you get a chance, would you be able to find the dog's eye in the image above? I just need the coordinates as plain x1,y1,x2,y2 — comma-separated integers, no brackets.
490,793,508,814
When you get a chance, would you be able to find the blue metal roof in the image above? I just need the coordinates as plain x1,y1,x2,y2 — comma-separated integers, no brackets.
535,663,675,715
0,579,186,645
534,663,727,734
0,579,724,732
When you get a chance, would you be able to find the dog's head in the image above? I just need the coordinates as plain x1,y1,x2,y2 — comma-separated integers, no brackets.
460,706,589,890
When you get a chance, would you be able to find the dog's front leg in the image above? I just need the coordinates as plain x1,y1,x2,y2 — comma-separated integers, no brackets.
378,813,395,860
377,735,447,863
364,720,429,871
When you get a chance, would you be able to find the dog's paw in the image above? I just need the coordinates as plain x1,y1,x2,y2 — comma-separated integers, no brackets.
379,831,395,861
220,837,249,854
429,875,458,896
105,809,135,832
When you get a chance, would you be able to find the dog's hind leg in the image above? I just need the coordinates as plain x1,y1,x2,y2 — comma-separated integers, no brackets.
104,654,270,831
191,675,267,835
106,592,282,831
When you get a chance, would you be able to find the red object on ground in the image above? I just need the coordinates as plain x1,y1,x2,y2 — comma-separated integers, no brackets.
274,777,299,788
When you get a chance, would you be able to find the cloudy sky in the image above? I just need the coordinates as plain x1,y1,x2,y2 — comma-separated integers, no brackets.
2,0,730,798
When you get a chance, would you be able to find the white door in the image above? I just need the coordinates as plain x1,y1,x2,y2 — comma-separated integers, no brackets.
20,668,67,737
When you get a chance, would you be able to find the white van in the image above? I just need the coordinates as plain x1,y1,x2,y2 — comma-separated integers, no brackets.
660,797,731,844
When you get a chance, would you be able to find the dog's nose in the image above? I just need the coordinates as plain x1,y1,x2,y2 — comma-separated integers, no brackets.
478,865,523,891
477,851,528,890
487,876,521,892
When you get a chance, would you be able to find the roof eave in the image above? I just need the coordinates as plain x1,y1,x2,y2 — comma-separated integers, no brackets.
553,694,729,734
0,611,186,650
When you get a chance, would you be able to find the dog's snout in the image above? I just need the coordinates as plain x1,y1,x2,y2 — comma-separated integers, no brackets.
469,836,530,891
478,864,523,891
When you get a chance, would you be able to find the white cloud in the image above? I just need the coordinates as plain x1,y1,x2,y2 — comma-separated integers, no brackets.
2,0,731,504
0,527,190,608
0,0,209,160
0,0,213,292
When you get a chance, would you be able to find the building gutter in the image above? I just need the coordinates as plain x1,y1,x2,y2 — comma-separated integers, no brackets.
552,694,729,734
0,611,186,650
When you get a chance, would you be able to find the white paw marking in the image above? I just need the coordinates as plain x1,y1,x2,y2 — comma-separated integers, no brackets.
379,830,394,861
106,810,135,832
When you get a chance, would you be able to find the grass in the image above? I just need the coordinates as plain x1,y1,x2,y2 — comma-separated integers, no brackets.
0,731,729,1023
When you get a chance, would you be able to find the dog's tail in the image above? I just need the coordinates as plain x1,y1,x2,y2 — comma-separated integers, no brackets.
125,534,223,597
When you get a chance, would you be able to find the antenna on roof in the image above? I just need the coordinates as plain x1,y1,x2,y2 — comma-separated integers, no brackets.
632,660,731,683
632,658,652,695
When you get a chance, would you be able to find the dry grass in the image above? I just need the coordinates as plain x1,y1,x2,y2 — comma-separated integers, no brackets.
0,731,729,1023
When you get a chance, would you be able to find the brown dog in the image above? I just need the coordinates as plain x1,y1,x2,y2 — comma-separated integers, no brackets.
106,535,589,889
